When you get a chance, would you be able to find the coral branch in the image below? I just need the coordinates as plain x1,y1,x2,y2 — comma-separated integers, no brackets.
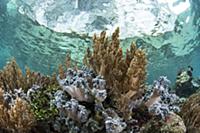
84,28,147,118
0,88,35,133
0,59,57,92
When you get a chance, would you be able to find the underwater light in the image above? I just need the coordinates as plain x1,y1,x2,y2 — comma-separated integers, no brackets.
14,0,191,38
157,0,190,15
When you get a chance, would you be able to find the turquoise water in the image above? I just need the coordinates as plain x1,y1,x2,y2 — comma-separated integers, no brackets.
0,0,200,83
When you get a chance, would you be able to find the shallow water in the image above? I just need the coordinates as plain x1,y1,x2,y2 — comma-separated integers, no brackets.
0,0,200,83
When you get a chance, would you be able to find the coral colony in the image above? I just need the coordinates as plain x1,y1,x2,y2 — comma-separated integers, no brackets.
143,76,181,119
0,28,200,133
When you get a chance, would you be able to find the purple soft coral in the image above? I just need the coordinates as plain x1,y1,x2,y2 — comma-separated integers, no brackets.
144,76,182,119
57,67,107,102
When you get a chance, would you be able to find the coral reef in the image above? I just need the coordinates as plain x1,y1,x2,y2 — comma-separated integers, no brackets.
84,28,147,118
0,29,191,133
181,91,200,132
175,66,200,97
0,59,60,132
54,66,184,133
53,67,110,132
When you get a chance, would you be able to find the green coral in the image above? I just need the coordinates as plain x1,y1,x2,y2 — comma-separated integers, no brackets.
30,85,59,120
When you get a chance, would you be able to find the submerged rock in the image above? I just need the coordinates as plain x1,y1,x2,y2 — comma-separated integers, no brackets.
175,66,200,97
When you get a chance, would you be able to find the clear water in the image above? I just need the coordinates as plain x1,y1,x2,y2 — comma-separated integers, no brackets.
0,0,200,83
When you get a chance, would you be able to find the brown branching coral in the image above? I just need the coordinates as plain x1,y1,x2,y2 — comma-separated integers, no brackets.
8,97,35,133
0,59,24,91
58,53,74,80
181,92,200,132
0,88,35,133
58,64,65,79
84,28,147,118
0,59,57,92
65,53,71,69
